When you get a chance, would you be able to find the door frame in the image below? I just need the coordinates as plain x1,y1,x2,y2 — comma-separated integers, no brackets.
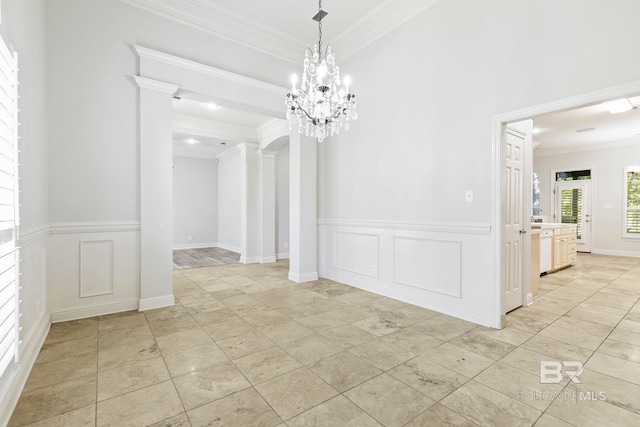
550,169,594,252
491,79,640,328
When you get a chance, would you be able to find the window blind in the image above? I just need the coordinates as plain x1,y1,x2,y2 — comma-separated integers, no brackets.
0,33,19,377
627,170,640,235
559,188,582,239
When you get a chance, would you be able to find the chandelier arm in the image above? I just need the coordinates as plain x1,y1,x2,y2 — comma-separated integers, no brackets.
293,104,316,122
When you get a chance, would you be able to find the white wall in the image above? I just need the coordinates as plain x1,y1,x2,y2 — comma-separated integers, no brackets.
317,0,640,326
43,0,293,318
276,145,289,258
0,0,50,424
534,141,640,257
217,148,241,253
173,155,218,248
46,0,293,224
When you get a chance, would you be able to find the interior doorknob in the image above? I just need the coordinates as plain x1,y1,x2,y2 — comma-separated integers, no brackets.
519,229,527,234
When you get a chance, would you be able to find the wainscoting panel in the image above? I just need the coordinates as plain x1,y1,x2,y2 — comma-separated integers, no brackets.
318,219,494,327
80,240,114,297
49,222,141,322
393,236,461,297
334,231,379,278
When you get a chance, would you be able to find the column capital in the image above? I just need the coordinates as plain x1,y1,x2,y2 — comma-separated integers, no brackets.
133,76,180,96
258,149,277,159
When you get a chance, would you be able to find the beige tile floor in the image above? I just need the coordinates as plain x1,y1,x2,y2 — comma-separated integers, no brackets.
8,254,640,426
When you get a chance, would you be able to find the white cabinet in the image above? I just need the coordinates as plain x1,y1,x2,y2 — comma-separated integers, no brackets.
550,225,577,272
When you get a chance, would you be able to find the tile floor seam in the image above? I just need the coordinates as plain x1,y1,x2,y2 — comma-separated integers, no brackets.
577,300,640,372
154,338,189,424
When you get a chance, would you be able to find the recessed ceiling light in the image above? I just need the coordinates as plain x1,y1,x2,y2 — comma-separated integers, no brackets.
185,138,199,144
205,103,217,110
603,98,633,114
532,128,543,134
628,95,640,107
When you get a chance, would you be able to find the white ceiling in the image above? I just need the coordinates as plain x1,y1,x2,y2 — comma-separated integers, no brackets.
135,0,439,158
154,0,640,158
122,0,441,63
173,97,273,129
533,95,640,155
172,97,277,158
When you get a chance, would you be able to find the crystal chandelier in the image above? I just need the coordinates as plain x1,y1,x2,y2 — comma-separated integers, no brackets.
285,0,357,142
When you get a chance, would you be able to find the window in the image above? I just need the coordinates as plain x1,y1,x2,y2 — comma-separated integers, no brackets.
555,169,591,181
625,166,640,237
0,35,19,376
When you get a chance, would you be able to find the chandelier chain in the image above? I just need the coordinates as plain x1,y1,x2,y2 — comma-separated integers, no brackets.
317,0,323,55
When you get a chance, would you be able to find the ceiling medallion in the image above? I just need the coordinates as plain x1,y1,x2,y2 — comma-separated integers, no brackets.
285,0,357,142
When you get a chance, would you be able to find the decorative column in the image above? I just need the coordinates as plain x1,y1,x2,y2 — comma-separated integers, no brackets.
259,150,277,263
134,76,179,310
288,131,318,282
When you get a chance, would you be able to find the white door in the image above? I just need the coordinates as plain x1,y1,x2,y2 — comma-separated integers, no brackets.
503,124,531,313
555,180,592,252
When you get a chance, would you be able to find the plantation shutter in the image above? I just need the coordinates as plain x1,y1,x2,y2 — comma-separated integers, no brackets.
627,171,640,234
0,33,20,376
559,188,582,239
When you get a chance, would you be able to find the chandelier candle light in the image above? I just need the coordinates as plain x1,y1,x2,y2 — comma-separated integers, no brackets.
286,0,357,142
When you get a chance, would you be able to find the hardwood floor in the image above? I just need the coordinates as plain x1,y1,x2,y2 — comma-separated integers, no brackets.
173,247,240,269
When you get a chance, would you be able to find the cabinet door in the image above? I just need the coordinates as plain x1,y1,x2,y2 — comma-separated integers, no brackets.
561,238,569,266
553,237,562,268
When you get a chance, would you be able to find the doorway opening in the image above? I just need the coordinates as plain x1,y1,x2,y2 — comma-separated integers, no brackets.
553,169,592,253
494,80,640,327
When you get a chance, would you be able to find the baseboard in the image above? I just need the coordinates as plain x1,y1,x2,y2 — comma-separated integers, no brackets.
240,256,261,264
276,252,290,260
50,299,139,323
319,268,493,327
138,295,175,311
216,242,241,254
0,311,50,427
591,248,640,258
260,256,276,264
173,242,218,250
288,271,319,283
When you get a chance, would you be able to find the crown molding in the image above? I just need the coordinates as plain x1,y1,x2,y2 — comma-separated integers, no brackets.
534,138,640,158
173,114,258,143
125,0,305,63
333,0,441,60
125,0,441,63
134,45,288,96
